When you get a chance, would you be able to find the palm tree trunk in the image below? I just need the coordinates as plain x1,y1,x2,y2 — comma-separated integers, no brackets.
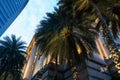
90,0,120,56
54,56,58,80
2,72,8,80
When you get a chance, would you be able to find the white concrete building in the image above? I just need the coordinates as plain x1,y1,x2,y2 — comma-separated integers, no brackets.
23,33,112,80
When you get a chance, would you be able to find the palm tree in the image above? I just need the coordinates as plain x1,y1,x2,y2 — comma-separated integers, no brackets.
58,0,120,59
35,7,98,79
0,35,26,80
35,7,98,64
35,1,120,79
58,0,120,77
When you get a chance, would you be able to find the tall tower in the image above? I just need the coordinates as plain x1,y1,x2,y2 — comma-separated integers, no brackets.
0,0,29,36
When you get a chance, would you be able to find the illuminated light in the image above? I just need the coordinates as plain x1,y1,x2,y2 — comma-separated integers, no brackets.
109,54,112,58
95,18,100,24
117,63,120,65
36,78,42,80
95,39,104,59
118,70,120,74
41,57,47,67
118,67,120,70
118,49,120,52
51,58,56,64
114,61,118,64
111,50,115,53
72,67,77,71
100,66,108,72
46,54,51,64
98,38,109,59
91,18,100,28
76,44,82,54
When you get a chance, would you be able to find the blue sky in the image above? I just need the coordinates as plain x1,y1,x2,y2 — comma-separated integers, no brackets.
1,0,58,46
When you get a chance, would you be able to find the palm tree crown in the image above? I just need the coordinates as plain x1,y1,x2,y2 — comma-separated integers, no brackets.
35,6,98,66
58,0,120,38
0,35,26,80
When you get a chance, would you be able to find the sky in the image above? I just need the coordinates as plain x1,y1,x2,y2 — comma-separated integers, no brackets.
0,0,58,46
0,0,120,47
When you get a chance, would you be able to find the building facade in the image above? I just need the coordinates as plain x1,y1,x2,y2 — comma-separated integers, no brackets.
23,33,113,80
23,38,37,80
0,0,29,36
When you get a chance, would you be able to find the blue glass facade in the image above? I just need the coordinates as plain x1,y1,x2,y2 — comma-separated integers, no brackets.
0,0,29,36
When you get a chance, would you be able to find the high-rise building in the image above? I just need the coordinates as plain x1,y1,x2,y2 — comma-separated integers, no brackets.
0,0,29,36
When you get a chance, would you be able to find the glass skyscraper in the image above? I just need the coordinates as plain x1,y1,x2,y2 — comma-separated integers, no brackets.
0,0,29,36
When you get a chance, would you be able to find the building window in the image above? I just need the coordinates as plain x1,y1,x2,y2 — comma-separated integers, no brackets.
0,18,4,26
